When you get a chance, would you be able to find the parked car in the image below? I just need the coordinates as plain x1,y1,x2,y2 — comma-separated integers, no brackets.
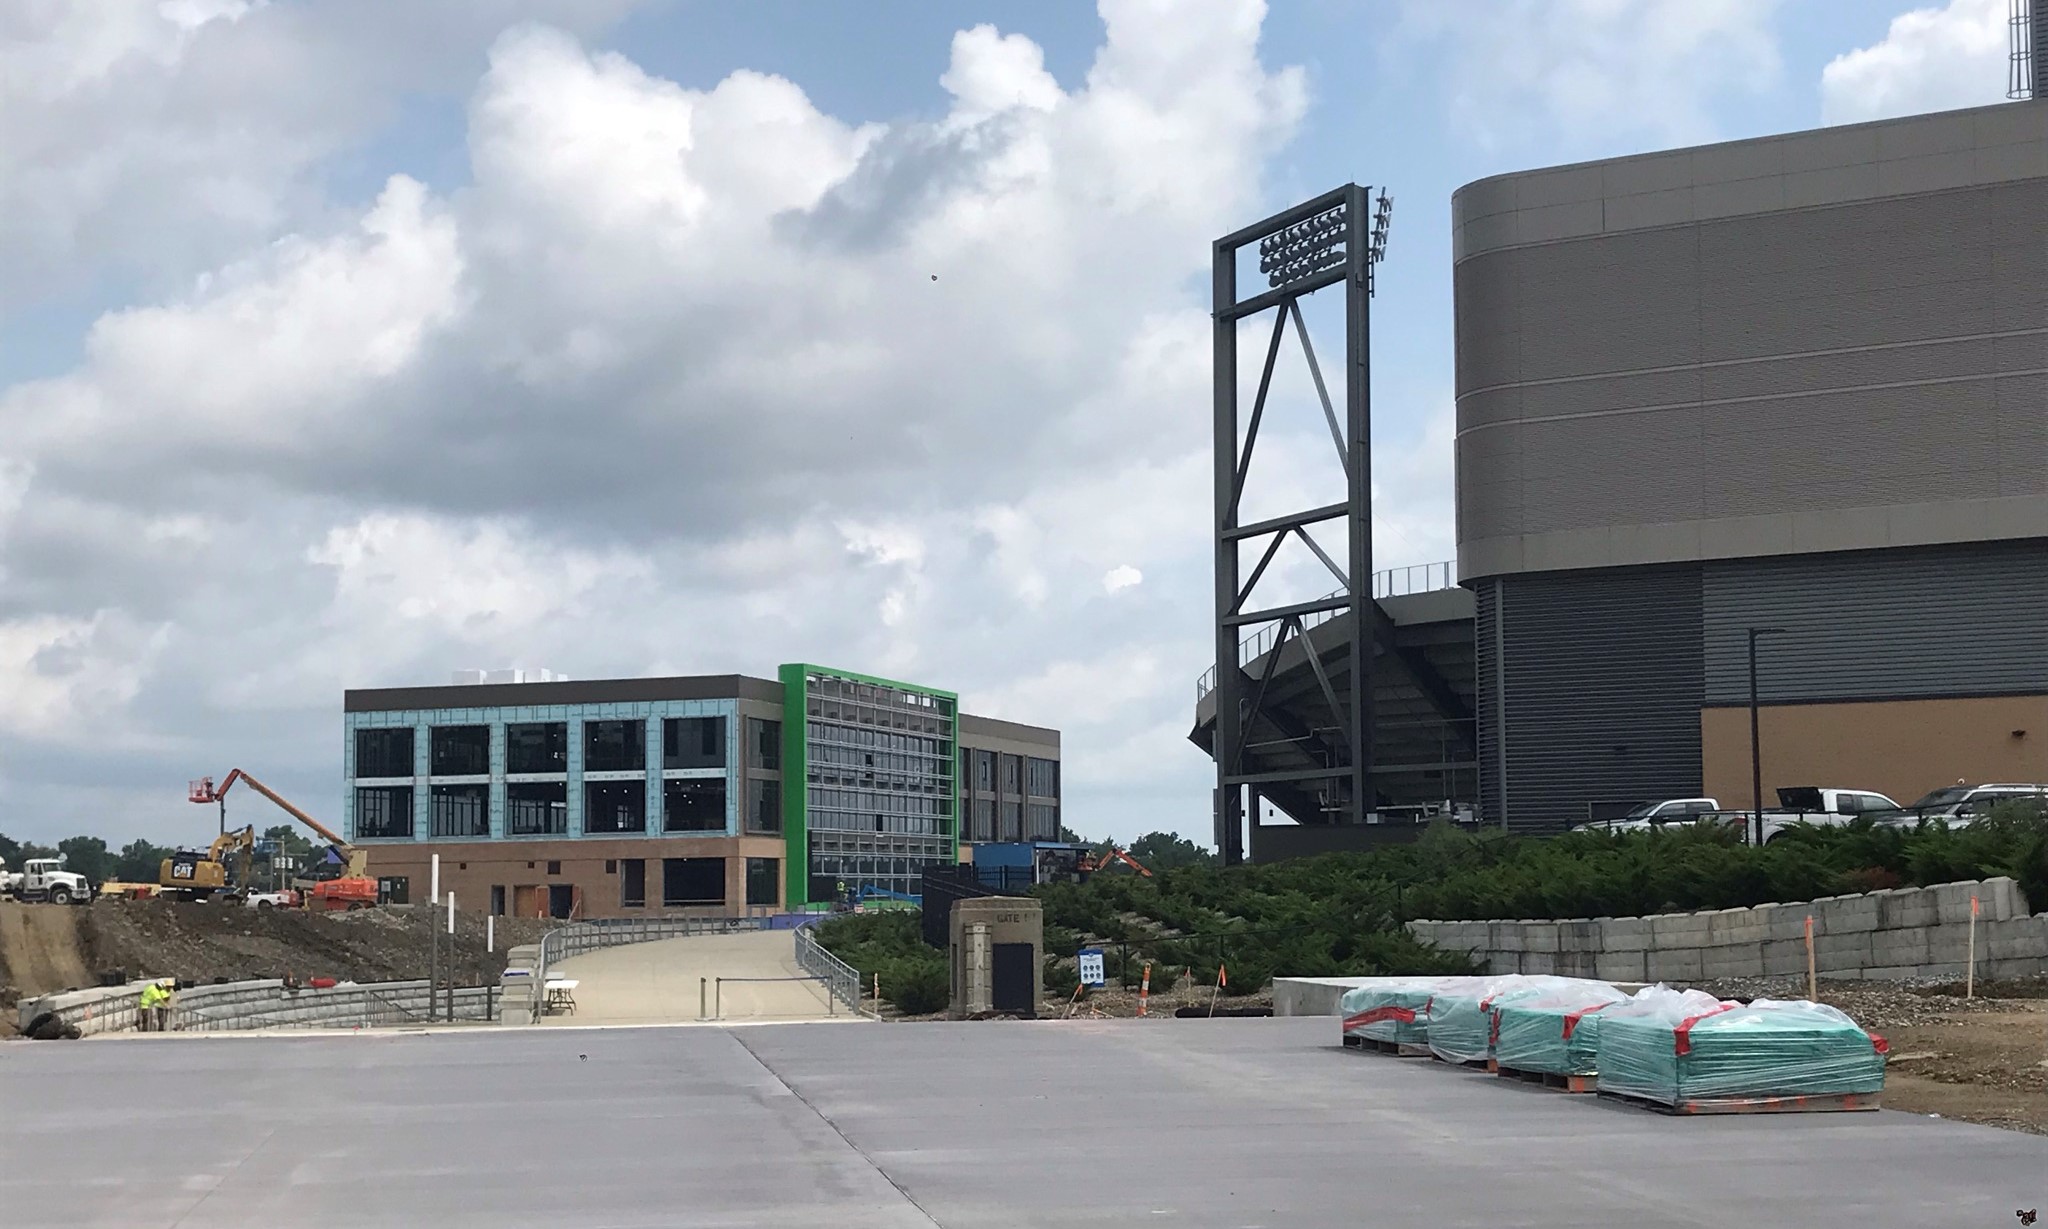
1878,783,2048,828
1572,798,1720,833
243,889,300,910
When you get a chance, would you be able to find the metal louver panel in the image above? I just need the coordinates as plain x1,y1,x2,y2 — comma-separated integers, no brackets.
1497,566,1704,831
1702,540,2048,705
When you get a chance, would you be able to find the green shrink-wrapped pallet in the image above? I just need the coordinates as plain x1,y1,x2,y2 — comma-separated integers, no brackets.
1339,977,1461,1047
1426,975,1581,1064
1597,995,1888,1106
1490,981,1632,1075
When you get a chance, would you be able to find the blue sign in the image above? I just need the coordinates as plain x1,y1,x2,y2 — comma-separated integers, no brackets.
1077,948,1106,987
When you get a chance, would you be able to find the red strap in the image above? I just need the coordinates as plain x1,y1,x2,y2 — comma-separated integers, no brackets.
1560,1001,1616,1040
1870,1034,1890,1055
1672,1003,1738,1056
1342,1005,1417,1030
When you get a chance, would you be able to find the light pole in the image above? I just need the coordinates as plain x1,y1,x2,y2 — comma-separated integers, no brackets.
1748,627,1787,846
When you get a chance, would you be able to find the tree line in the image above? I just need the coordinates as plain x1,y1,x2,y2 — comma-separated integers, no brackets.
0,825,320,888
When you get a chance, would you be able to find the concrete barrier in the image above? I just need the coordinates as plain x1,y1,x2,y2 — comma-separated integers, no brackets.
17,978,498,1037
1410,877,2044,983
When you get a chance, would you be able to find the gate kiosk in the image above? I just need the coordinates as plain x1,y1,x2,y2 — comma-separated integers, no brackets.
949,896,1043,1019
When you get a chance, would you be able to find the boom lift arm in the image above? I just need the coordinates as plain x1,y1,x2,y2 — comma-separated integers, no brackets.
189,771,368,879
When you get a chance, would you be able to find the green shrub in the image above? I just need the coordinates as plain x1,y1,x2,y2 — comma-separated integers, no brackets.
881,957,950,1015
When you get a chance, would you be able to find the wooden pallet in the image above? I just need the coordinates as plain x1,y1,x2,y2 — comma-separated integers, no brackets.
1597,1089,1881,1115
1432,1052,1492,1071
1342,1033,1431,1057
1492,1063,1597,1093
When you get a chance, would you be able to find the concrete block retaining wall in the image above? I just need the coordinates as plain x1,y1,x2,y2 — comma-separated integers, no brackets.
17,978,497,1037
1409,877,2046,984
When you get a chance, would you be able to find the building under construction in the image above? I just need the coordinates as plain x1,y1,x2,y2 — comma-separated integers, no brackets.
343,665,1058,918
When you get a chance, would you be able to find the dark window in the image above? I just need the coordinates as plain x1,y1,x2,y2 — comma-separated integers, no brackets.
746,778,782,834
662,778,726,832
506,722,567,773
973,797,995,842
745,857,779,907
490,885,505,916
1001,753,1023,794
1026,757,1058,798
506,782,567,835
546,860,562,875
584,719,645,772
377,875,409,904
663,717,725,769
1000,801,1022,841
356,727,414,778
748,718,782,770
355,786,413,839
621,859,646,908
429,784,489,837
605,859,617,874
1026,802,1058,841
662,857,725,907
584,781,646,833
431,725,491,776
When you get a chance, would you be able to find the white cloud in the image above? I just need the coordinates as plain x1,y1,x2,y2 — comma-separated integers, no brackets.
1399,0,1782,150
0,1,1308,847
0,0,647,316
1820,0,2008,125
1102,564,1143,593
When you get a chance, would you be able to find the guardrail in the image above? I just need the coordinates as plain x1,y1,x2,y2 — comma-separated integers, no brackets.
1195,560,1457,701
17,978,498,1036
793,924,868,1015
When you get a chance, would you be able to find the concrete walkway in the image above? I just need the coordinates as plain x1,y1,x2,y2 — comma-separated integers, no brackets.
541,931,841,1025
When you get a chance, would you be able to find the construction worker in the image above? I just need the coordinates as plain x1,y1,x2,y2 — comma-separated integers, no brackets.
137,979,168,1032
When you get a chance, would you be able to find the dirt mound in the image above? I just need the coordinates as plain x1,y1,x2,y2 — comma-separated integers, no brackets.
0,903,94,998
83,900,559,986
1,900,561,1024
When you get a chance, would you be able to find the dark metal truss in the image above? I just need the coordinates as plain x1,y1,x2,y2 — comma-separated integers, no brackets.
1211,183,1389,865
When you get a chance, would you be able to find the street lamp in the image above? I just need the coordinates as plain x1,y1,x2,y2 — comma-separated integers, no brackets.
1748,627,1788,846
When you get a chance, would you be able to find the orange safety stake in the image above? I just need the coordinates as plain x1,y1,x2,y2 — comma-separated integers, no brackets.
1138,964,1151,1017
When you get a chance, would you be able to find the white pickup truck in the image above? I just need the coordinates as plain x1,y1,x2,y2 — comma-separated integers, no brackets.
1572,798,1720,833
3,857,92,904
1735,787,1903,844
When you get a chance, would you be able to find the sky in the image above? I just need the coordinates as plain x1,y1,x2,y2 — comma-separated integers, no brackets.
0,0,2021,850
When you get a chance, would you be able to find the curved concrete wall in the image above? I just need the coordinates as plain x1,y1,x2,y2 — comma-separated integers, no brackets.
1453,102,2048,583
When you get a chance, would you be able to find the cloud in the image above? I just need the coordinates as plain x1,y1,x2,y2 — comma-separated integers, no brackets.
0,0,649,322
1398,0,1782,150
1820,0,2008,125
1102,564,1144,593
0,1,1307,846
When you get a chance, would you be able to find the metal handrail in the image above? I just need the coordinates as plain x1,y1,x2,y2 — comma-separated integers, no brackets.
1195,560,1456,700
533,915,773,985
793,924,869,1016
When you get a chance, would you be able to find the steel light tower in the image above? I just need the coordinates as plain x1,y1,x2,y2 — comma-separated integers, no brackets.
1211,184,1390,865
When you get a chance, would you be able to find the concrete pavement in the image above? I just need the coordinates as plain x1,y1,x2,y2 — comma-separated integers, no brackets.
4,1017,2044,1227
541,930,839,1025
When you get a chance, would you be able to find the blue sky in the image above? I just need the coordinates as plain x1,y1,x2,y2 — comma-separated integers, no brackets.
0,0,2019,848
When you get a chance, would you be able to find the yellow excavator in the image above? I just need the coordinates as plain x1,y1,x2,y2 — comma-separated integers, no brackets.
159,824,257,900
